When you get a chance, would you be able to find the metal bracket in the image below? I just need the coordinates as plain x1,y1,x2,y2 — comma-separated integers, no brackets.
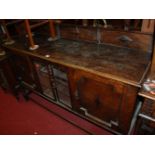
80,107,119,128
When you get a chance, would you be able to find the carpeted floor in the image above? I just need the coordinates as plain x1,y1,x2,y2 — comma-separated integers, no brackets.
0,88,112,135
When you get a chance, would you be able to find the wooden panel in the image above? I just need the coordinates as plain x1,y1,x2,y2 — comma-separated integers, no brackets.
100,30,153,51
118,85,138,133
69,69,138,134
60,25,97,42
77,77,124,123
60,23,153,51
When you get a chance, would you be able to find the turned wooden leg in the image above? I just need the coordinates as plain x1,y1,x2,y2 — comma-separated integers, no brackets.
24,19,39,50
1,20,15,45
48,20,58,41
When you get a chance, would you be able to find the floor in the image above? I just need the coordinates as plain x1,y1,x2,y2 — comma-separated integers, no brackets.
0,88,112,135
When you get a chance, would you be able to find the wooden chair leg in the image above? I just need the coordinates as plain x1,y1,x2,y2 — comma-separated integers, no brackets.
24,19,39,50
124,19,131,31
48,20,58,41
1,20,15,45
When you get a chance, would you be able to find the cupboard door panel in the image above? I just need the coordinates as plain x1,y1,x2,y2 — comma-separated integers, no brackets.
69,69,138,133
34,62,56,100
76,77,124,127
52,66,72,107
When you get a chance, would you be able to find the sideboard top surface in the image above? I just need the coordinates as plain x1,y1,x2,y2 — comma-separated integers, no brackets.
2,35,151,87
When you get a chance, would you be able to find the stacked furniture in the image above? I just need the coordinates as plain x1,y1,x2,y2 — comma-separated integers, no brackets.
0,19,154,134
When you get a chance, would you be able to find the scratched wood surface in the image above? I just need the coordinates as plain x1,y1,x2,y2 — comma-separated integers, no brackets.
2,35,151,87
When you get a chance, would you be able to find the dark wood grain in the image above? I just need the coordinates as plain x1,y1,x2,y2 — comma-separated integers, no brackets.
60,25,97,42
59,24,153,51
2,37,151,87
100,29,153,51
68,68,139,134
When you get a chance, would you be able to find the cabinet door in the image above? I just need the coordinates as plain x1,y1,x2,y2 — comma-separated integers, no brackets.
70,69,138,134
52,66,72,108
33,61,56,100
33,59,72,107
75,76,124,128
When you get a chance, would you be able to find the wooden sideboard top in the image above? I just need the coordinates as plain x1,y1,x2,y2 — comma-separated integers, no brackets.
2,35,151,87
